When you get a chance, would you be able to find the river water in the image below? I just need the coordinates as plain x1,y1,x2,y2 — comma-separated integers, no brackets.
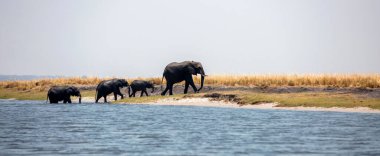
0,99,380,155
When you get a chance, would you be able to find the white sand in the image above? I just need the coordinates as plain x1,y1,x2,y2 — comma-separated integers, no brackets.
79,96,380,113
146,97,380,113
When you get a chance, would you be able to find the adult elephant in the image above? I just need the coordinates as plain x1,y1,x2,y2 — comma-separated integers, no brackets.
95,79,129,103
161,61,206,95
128,80,155,97
47,86,81,104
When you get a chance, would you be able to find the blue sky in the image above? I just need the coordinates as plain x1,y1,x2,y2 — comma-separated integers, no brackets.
0,0,379,77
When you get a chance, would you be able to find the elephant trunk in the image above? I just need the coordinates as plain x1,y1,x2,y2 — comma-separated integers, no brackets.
151,86,155,93
79,94,82,103
197,68,206,92
198,75,205,92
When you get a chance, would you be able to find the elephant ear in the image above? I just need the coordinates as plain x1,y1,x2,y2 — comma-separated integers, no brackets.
117,79,127,87
66,87,73,95
194,63,201,68
115,80,122,86
187,65,197,75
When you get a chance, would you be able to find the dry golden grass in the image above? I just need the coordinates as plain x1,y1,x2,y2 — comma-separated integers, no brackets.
0,77,105,92
0,74,379,92
0,77,162,92
193,74,380,88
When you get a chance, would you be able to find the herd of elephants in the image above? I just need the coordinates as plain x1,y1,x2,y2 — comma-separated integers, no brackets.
47,61,206,103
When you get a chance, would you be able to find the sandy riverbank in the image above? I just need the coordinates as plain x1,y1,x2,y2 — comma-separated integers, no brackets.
54,95,380,113
143,97,380,113
4,94,377,113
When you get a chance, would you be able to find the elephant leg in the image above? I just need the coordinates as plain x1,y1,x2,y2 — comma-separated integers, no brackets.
140,91,144,97
184,81,190,94
49,97,55,103
96,93,101,103
169,84,174,95
104,96,107,103
117,91,124,99
186,76,198,93
63,100,67,103
113,89,123,100
161,83,170,95
68,98,72,104
129,89,133,97
144,90,149,96
95,97,99,103
114,92,118,101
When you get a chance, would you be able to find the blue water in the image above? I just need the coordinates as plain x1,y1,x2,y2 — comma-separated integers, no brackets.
0,100,380,155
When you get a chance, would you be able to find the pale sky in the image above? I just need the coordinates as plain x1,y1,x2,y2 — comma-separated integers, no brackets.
0,0,379,77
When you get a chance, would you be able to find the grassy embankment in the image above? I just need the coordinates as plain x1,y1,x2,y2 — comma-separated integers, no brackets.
1,74,380,109
0,88,95,100
116,92,380,110
235,92,380,109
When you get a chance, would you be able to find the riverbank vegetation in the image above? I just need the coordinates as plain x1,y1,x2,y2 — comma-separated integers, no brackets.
114,92,380,110
1,74,379,109
210,92,380,109
1,74,379,92
0,88,95,101
199,74,380,88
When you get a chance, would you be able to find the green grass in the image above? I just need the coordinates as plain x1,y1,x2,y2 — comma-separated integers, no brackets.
0,88,96,101
0,88,47,100
80,90,96,98
236,92,380,109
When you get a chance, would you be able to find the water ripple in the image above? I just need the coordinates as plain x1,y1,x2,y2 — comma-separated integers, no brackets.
0,100,380,155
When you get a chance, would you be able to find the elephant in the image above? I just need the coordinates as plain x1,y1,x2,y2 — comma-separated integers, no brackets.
95,79,129,103
128,80,155,97
161,61,206,95
47,86,81,104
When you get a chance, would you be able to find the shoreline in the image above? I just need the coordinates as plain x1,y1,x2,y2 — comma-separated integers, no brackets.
2,84,380,113
2,96,380,113
54,95,380,113
139,97,380,113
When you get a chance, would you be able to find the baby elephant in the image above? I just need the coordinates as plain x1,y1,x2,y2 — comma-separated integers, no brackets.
47,86,81,104
128,80,155,97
